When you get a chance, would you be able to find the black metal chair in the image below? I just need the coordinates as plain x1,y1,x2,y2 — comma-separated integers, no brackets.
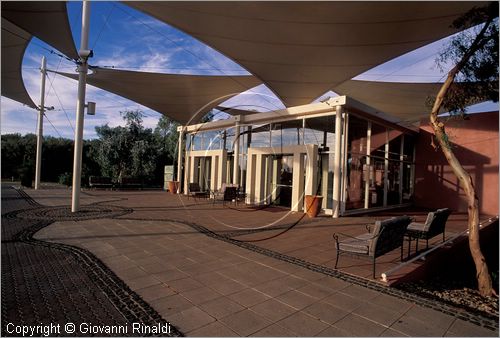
187,182,209,200
333,215,412,278
405,208,451,255
212,183,238,205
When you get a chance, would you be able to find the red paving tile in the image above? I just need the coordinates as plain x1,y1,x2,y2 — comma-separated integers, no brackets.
95,190,479,285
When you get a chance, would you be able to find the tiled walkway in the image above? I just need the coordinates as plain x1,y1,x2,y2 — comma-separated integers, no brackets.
18,188,499,336
1,186,179,337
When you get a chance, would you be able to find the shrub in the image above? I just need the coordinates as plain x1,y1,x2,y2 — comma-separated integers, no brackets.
58,172,72,186
19,167,33,188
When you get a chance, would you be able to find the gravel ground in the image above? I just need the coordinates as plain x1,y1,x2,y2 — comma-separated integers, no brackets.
398,274,499,319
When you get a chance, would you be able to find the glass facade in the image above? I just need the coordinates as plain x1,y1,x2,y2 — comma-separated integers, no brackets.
184,107,416,215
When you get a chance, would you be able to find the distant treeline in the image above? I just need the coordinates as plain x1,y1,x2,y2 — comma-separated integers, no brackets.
1,110,180,187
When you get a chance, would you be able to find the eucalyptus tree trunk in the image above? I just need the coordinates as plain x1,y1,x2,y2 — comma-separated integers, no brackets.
429,19,495,297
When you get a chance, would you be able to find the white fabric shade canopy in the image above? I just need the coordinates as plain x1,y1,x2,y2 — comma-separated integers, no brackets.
1,1,78,109
56,67,261,124
1,1,78,60
1,18,37,109
126,1,485,107
334,80,445,124
218,79,489,127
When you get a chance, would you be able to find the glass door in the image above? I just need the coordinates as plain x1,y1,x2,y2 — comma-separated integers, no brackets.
268,154,293,207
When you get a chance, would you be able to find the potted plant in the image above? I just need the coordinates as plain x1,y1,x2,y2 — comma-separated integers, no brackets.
305,195,323,218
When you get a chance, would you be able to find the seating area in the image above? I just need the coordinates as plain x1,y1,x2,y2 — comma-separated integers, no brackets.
333,215,412,278
88,176,113,189
211,183,239,205
333,209,452,279
405,208,452,255
187,182,209,200
118,177,142,190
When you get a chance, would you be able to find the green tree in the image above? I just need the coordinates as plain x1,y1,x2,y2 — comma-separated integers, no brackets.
94,110,158,183
430,2,498,296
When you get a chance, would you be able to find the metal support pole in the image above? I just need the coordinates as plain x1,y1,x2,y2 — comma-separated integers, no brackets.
35,56,46,190
177,128,184,193
233,122,241,185
71,1,91,212
332,105,343,218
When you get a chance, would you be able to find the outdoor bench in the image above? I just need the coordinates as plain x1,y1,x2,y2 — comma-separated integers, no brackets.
118,177,142,190
89,176,113,189
333,215,412,278
405,208,451,255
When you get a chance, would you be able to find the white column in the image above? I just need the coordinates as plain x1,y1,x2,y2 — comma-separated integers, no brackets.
233,123,240,185
272,157,280,201
245,153,256,203
291,152,305,212
364,121,372,209
211,155,218,191
184,153,191,194
383,130,389,207
254,154,265,204
35,56,46,190
191,157,198,186
71,1,91,212
332,105,343,218
176,128,184,193
199,157,206,189
220,150,227,188
321,154,329,209
399,135,404,204
304,145,318,196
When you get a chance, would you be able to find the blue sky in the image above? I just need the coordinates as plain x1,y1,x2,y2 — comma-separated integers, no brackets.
1,1,496,140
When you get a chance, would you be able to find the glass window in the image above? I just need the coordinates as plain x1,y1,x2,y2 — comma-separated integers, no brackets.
304,115,335,148
348,115,368,156
225,127,234,152
370,123,386,159
403,135,415,162
388,129,403,161
191,133,202,151
369,158,385,207
249,124,271,148
402,162,414,202
185,133,192,151
387,160,401,205
345,153,367,210
271,122,300,147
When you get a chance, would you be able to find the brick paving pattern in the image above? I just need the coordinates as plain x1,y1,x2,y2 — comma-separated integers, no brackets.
3,186,498,337
1,185,181,337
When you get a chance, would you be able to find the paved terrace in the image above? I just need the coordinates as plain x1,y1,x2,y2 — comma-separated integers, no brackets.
8,187,499,336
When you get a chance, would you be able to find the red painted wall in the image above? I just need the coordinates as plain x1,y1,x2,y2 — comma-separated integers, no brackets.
414,111,499,216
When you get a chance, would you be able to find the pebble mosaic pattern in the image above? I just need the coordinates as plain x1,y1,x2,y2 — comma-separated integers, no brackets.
1,187,182,337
